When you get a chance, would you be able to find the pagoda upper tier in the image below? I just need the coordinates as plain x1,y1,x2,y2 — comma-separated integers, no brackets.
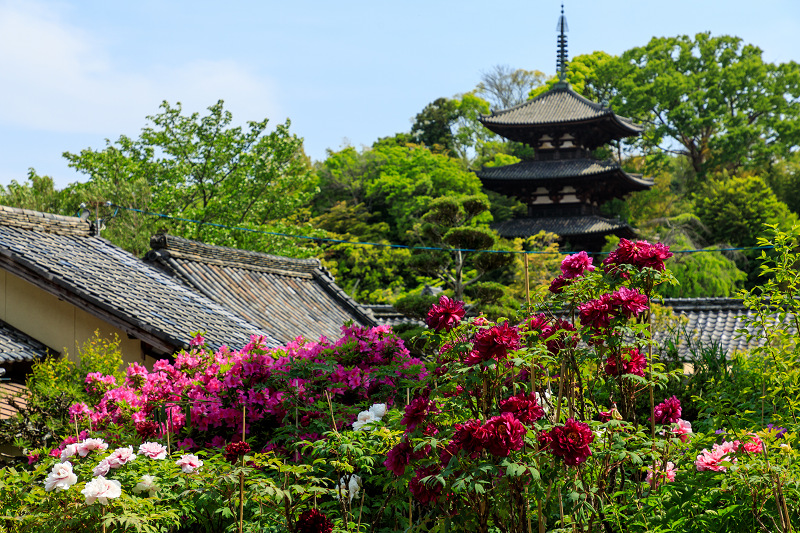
480,84,642,153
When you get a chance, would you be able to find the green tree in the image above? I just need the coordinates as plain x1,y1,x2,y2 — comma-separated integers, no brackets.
611,33,800,187
477,64,547,109
0,170,72,214
63,100,318,257
694,174,798,248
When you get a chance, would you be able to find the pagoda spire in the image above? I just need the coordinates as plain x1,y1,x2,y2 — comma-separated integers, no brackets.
555,4,569,87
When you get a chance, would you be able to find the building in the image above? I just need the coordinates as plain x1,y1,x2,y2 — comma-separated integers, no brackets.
144,234,377,344
476,7,652,251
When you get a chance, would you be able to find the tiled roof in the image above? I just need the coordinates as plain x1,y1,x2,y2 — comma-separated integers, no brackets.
477,159,652,189
492,216,634,239
656,298,785,359
145,234,377,344
364,304,423,327
0,320,54,364
480,85,642,135
0,205,279,354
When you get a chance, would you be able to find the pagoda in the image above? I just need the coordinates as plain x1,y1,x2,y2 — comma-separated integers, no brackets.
476,6,652,251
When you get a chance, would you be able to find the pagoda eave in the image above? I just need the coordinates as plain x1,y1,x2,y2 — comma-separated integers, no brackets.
491,215,636,241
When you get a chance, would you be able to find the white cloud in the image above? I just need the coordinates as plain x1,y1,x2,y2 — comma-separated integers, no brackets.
0,0,280,136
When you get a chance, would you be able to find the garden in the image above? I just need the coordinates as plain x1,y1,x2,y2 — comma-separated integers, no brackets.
1,226,799,533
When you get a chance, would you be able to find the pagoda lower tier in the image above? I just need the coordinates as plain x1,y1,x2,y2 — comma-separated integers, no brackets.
476,158,652,207
491,214,636,252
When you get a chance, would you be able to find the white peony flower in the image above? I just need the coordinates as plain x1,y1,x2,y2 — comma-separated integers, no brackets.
335,474,362,502
81,476,122,505
44,461,78,492
59,443,79,463
92,459,111,477
368,403,387,419
352,410,377,431
133,474,158,495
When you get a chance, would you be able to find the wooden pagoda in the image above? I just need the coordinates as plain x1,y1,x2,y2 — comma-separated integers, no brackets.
477,7,652,251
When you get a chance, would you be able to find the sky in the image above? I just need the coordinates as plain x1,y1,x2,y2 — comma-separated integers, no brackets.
1,0,799,189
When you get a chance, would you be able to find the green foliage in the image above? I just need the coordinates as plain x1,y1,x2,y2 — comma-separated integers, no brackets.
62,100,318,257
0,332,124,450
611,33,800,185
659,233,746,298
694,174,798,248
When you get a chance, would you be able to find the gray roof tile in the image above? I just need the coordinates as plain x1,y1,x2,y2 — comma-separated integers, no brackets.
0,206,279,353
477,158,652,189
0,320,54,364
491,216,634,238
146,234,377,344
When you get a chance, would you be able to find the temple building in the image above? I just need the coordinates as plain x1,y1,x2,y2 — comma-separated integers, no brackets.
476,7,652,251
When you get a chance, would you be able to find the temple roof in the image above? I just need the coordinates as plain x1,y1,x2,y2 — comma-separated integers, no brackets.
0,320,54,365
477,158,652,189
145,234,377,344
491,215,635,240
480,85,642,145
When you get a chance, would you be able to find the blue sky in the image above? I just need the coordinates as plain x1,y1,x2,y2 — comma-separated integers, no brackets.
1,0,798,189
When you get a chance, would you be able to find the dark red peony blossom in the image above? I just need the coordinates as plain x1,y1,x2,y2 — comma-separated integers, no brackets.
453,419,489,456
135,421,160,439
560,251,595,279
548,275,570,294
578,295,613,330
597,411,612,423
425,295,466,332
401,395,439,432
224,441,251,463
499,393,546,425
608,287,649,318
384,437,430,476
603,238,673,274
483,412,527,457
409,466,443,505
466,322,521,365
653,396,682,425
604,348,648,377
296,508,333,533
537,430,554,452
548,418,595,466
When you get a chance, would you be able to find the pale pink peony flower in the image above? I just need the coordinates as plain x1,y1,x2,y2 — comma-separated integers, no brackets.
645,461,676,483
175,453,203,473
352,410,377,431
59,443,79,462
77,438,108,457
44,461,78,491
133,474,158,495
81,476,122,505
696,441,738,472
673,419,693,443
106,446,137,468
92,459,111,477
369,403,387,419
742,433,764,454
138,442,168,460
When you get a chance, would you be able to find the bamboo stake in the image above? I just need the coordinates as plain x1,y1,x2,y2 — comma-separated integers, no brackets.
524,253,531,307
239,403,247,533
407,388,412,531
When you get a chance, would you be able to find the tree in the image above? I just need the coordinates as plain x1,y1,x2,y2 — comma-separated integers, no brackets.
63,100,318,257
610,33,800,187
477,65,547,110
0,170,72,214
694,174,798,249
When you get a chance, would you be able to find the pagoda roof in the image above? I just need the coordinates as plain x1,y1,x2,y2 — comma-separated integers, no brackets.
491,215,635,240
480,85,642,143
477,158,653,190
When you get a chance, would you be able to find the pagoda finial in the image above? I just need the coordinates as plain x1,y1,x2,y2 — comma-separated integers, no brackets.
555,3,569,86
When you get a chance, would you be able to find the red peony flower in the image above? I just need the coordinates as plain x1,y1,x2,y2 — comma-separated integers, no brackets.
409,466,443,505
384,437,430,476
608,287,649,318
654,396,682,425
548,418,595,466
425,295,466,332
401,396,439,432
296,508,333,533
560,251,595,279
499,393,546,425
537,430,554,452
604,348,648,377
135,421,160,440
603,239,673,274
483,412,527,457
578,296,613,330
224,441,251,463
467,322,521,365
548,275,570,294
